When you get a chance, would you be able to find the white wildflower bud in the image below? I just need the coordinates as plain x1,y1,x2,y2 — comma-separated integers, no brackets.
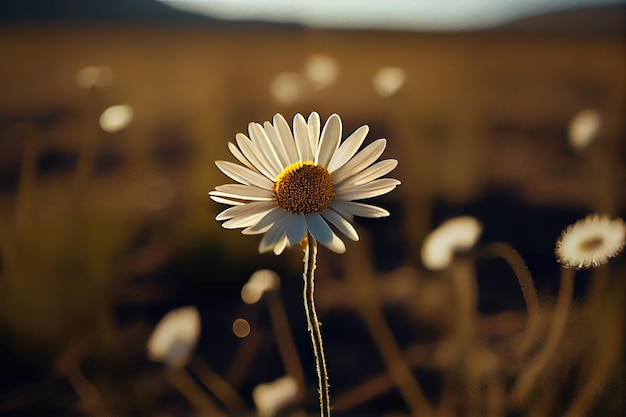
147,306,201,368
252,376,298,417
421,216,482,270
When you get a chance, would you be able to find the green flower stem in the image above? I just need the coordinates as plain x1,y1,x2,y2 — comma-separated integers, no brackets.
303,232,331,417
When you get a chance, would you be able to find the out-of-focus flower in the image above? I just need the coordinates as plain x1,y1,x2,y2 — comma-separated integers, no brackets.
568,109,601,152
209,112,399,254
241,269,280,304
252,376,298,417
304,54,338,89
556,214,625,269
372,67,405,97
76,65,113,89
270,72,306,104
99,104,133,133
147,306,201,368
421,216,482,270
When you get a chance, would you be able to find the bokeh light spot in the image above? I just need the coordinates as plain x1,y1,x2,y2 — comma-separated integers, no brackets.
232,318,251,338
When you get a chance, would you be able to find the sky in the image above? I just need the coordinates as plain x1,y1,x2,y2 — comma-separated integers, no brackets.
159,0,623,31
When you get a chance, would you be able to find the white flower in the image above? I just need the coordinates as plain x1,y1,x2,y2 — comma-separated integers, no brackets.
555,214,625,269
241,269,280,304
252,376,298,417
146,306,201,368
568,109,601,152
421,216,482,270
209,112,399,254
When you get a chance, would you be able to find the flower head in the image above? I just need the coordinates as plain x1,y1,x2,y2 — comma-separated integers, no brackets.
209,112,399,254
241,269,280,304
252,376,298,417
555,214,625,269
146,306,201,368
421,216,482,270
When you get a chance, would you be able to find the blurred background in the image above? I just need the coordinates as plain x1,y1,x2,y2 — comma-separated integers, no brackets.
0,1,625,416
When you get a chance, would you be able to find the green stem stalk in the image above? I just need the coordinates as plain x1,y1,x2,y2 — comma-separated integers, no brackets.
303,232,331,417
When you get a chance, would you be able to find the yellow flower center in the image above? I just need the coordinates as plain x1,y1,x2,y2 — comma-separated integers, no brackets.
273,161,335,214
579,236,603,252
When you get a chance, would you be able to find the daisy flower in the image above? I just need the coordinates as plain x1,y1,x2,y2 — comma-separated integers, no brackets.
147,306,201,368
209,112,399,254
555,214,625,269
421,216,482,270
252,376,298,417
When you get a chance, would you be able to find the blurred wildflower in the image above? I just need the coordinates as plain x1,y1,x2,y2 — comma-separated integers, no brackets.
99,104,134,133
252,376,298,417
421,216,482,270
555,214,625,269
372,67,406,97
568,109,601,152
270,72,306,104
76,65,113,89
304,54,339,89
147,306,201,368
241,269,280,304
209,112,399,254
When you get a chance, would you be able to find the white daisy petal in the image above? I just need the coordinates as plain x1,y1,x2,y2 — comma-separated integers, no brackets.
321,209,359,241
222,209,272,229
215,161,274,190
263,121,290,169
335,178,400,200
327,125,369,173
210,195,245,206
273,113,299,163
307,112,321,154
242,222,273,236
315,113,342,168
243,208,286,235
249,122,283,175
331,201,390,218
236,133,276,180
338,185,398,201
259,215,290,253
293,114,313,162
273,236,289,255
216,201,277,221
211,184,274,201
228,142,256,171
213,184,273,195
332,139,387,185
335,159,398,189
286,214,307,244
326,202,354,222
306,213,346,253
